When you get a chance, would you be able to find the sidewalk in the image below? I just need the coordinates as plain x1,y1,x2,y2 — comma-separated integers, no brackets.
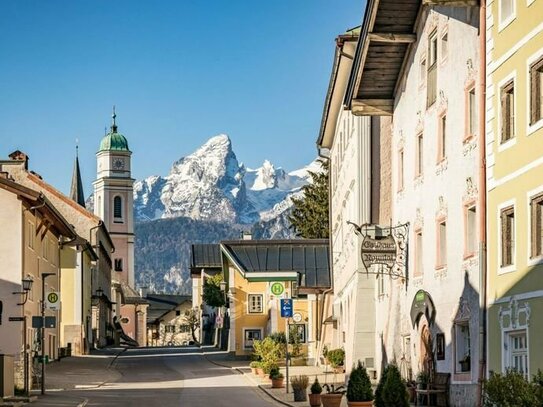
23,347,125,407
205,352,348,407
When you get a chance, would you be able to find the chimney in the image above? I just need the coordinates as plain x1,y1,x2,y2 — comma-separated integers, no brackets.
8,150,29,170
139,286,149,298
242,231,252,240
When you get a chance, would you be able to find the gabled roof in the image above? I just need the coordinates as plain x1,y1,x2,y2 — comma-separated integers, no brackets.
220,239,331,289
317,27,360,149
0,177,78,240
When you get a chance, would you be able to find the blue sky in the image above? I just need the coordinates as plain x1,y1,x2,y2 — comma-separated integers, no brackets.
0,1,364,195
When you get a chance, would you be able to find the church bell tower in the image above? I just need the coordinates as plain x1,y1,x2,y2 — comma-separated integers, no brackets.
93,107,135,287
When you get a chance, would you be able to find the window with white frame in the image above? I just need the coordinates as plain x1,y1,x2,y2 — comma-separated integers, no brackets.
414,229,423,277
427,31,438,107
454,322,471,373
416,133,424,177
499,0,515,26
529,56,543,126
244,329,262,349
440,31,448,61
531,193,543,258
500,79,515,143
437,220,447,268
501,206,515,267
438,113,447,162
465,205,477,256
289,324,307,343
398,148,404,191
505,330,528,377
247,294,263,314
468,87,477,138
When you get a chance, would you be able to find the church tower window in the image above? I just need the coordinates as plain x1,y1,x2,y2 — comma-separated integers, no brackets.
113,196,123,222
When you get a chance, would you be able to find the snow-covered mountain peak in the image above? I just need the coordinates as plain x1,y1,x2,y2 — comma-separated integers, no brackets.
133,134,318,224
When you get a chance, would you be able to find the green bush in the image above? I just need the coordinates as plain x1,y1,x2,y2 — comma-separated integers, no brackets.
291,375,310,390
253,337,282,373
269,366,283,379
484,369,542,407
374,365,391,407
310,377,322,394
381,365,409,407
346,361,374,402
327,348,345,368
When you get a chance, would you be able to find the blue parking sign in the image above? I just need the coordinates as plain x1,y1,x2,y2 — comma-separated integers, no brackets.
280,298,293,318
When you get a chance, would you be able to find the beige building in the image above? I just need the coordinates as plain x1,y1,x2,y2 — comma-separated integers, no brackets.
0,174,77,392
2,151,116,350
146,294,193,346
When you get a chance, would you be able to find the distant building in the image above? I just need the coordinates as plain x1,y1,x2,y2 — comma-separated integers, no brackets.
486,0,543,377
145,293,193,346
191,239,331,360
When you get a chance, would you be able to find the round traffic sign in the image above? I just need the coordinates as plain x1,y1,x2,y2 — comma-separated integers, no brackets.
293,312,302,323
47,292,59,303
270,282,284,296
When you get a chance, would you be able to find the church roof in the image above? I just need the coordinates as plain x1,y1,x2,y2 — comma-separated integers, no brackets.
69,149,85,207
99,107,130,152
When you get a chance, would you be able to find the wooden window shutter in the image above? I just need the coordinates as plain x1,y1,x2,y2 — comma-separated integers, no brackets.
501,88,507,143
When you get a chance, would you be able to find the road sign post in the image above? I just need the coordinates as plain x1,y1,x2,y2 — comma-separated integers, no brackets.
280,299,293,318
280,298,293,393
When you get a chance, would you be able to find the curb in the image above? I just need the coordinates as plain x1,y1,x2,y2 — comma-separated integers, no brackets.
203,354,296,407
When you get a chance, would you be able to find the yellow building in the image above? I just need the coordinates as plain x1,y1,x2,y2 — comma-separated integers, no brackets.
486,0,543,376
191,239,331,360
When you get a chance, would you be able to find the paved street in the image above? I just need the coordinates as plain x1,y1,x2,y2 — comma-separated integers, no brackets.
31,347,281,407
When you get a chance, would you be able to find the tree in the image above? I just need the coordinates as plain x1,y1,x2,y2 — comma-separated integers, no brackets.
202,274,226,308
183,308,200,345
288,160,329,238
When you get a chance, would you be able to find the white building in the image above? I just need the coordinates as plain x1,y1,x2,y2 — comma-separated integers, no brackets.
345,1,483,405
317,27,393,377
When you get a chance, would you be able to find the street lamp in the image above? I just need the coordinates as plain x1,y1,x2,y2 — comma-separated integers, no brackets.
12,278,33,396
40,272,56,395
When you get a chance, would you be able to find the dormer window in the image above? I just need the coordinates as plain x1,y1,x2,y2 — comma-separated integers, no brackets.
113,196,123,223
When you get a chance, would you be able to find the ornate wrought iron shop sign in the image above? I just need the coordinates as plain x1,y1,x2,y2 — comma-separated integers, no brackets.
348,221,409,282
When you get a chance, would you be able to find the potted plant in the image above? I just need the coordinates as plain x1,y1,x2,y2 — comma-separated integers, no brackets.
416,371,429,390
377,364,409,407
346,361,374,407
459,354,470,372
269,366,284,388
291,375,309,402
309,377,323,407
327,348,345,373
321,384,345,407
249,361,260,375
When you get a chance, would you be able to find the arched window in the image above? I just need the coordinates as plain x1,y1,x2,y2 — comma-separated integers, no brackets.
113,196,123,222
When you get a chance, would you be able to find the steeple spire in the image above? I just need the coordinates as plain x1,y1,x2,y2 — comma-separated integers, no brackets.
111,105,118,133
70,141,86,207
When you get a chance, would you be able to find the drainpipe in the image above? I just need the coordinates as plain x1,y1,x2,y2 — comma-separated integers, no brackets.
477,1,487,406
317,147,334,355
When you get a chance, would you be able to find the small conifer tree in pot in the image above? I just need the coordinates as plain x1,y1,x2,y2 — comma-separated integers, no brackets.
346,361,374,407
309,377,323,407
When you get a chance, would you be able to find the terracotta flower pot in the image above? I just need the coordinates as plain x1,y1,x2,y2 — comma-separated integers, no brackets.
250,367,257,375
347,402,373,407
256,367,265,376
271,377,284,388
309,393,322,406
321,393,343,407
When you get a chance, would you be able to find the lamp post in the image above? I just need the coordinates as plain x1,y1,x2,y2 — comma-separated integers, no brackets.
12,278,33,396
40,273,56,395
